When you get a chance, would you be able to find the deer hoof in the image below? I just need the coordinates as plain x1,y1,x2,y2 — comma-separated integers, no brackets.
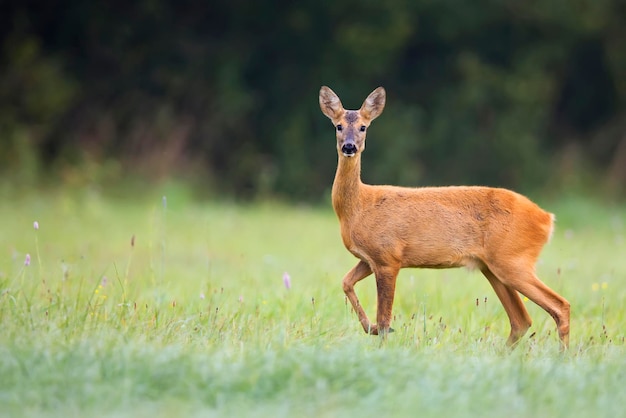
368,326,394,335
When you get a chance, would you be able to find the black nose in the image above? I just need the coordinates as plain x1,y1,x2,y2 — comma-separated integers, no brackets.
341,143,357,156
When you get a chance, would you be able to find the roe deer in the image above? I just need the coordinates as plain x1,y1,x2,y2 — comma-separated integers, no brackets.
319,86,570,349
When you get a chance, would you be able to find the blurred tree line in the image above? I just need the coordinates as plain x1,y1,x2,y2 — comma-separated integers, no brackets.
1,0,625,200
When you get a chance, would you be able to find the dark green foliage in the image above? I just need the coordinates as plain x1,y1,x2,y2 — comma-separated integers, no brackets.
1,0,625,198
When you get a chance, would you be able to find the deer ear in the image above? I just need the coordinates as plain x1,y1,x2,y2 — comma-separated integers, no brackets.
319,86,344,120
361,87,386,120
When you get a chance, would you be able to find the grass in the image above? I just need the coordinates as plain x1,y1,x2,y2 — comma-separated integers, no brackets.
1,186,625,417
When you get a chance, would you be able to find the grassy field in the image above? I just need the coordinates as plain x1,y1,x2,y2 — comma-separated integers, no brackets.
1,186,625,417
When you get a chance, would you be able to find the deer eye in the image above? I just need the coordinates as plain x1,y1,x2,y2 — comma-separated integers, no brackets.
360,125,366,132
336,124,343,131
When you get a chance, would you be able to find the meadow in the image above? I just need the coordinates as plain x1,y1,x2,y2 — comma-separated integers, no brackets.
1,186,625,417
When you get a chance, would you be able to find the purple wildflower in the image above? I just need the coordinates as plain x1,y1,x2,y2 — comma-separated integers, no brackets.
24,254,31,266
33,221,39,230
283,272,291,290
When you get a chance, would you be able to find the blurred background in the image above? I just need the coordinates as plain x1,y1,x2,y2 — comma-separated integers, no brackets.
1,0,625,201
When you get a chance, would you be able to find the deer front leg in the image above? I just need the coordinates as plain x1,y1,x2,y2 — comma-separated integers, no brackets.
342,260,377,334
374,265,400,338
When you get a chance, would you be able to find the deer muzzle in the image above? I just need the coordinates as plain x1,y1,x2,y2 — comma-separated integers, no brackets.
341,142,357,157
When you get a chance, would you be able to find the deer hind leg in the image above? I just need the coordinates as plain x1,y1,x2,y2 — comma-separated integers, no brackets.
488,259,570,350
481,266,532,347
342,260,375,334
373,264,400,338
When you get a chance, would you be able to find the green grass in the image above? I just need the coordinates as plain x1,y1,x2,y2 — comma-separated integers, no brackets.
1,187,625,417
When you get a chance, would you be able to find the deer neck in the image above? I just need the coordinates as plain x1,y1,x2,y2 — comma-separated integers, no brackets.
332,154,363,219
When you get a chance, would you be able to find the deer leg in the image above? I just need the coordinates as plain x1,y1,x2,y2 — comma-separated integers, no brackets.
489,261,570,350
342,260,376,334
481,266,532,347
373,265,400,338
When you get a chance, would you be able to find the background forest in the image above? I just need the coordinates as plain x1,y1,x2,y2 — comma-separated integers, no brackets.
1,0,625,200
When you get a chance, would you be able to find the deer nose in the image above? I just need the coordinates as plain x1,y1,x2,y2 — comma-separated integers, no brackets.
341,142,357,156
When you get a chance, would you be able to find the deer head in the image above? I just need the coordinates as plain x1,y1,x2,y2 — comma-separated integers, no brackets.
319,86,386,157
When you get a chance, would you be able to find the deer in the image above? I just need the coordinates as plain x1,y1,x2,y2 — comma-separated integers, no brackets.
319,86,570,350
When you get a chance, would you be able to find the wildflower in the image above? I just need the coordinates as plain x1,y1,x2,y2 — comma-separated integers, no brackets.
24,254,31,266
283,272,291,290
592,283,599,292
101,276,108,287
238,295,244,303
33,221,39,230
200,292,205,300
602,282,608,290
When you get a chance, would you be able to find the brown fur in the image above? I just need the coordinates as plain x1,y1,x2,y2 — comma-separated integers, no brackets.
319,86,570,349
